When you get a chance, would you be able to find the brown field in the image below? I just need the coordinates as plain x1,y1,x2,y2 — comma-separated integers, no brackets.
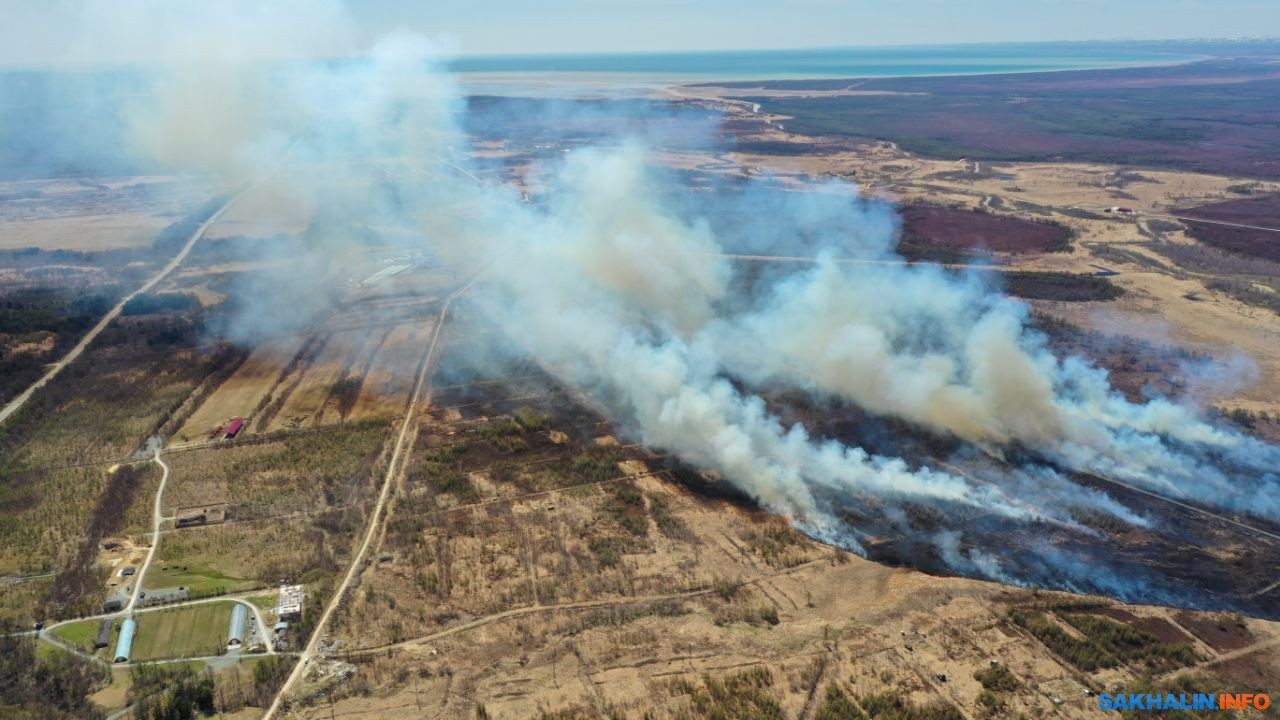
0,175,216,251
900,203,1069,256
348,319,436,420
266,328,375,432
172,335,307,445
1174,611,1257,653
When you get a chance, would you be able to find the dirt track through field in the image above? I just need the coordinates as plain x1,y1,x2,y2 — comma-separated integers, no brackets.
262,273,481,720
126,450,170,614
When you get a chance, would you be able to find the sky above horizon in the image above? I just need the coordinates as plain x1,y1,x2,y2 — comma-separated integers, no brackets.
0,0,1277,66
355,0,1280,56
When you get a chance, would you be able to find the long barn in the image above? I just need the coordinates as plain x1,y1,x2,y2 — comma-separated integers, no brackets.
227,603,248,647
113,618,136,663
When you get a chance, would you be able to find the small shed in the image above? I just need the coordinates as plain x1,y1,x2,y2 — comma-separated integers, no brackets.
227,603,248,646
114,618,136,663
94,619,113,649
223,418,246,439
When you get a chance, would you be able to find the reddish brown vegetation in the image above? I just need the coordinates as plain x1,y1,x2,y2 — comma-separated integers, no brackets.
1174,611,1256,652
735,58,1280,179
899,204,1071,257
1176,193,1280,261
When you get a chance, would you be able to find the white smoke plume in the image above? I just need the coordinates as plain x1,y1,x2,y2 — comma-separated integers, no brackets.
12,3,1279,607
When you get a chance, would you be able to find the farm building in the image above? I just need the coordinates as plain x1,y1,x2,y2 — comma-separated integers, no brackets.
223,418,246,440
138,586,189,608
277,584,304,621
227,603,248,646
94,619,113,649
102,593,128,613
175,503,227,528
114,618,136,663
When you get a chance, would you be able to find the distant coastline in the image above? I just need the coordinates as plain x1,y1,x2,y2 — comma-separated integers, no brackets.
451,42,1205,84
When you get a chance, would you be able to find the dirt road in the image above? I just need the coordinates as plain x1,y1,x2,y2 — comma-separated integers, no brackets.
262,274,480,720
125,449,170,614
1165,214,1280,234
0,197,236,426
0,142,299,428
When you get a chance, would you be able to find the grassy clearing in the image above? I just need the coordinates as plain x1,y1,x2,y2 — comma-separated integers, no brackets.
246,593,276,611
143,562,258,597
50,617,112,653
131,602,235,661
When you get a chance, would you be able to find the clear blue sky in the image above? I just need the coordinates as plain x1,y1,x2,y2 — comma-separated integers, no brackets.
1,0,1277,67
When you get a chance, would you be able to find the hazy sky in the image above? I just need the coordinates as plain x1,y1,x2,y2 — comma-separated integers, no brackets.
354,0,1280,55
0,0,1277,65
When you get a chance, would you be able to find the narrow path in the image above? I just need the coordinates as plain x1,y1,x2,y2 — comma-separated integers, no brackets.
1250,577,1280,599
342,589,723,659
1157,636,1280,683
719,252,997,271
262,275,479,720
126,449,170,614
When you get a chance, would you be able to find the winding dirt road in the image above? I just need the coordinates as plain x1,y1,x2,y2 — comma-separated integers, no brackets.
125,450,170,614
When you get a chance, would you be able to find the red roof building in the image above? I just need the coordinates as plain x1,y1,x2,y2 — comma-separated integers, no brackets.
223,418,246,439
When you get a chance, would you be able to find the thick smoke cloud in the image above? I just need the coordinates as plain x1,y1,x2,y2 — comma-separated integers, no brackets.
16,3,1279,610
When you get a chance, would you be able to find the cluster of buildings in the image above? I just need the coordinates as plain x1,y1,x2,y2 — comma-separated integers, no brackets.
102,584,305,663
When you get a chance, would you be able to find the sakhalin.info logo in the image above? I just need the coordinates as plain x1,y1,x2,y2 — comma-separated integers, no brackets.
1098,693,1271,711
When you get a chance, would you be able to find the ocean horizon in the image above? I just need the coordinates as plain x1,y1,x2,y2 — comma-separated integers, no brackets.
450,41,1204,83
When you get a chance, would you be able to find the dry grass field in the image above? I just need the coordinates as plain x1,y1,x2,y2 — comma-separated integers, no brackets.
651,98,1280,421
348,319,437,420
265,328,373,432
0,175,217,251
287,407,1280,720
7,76,1280,720
173,336,308,445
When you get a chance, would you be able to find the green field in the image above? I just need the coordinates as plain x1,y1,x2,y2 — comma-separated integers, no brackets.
50,617,116,656
131,602,236,661
142,561,259,597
